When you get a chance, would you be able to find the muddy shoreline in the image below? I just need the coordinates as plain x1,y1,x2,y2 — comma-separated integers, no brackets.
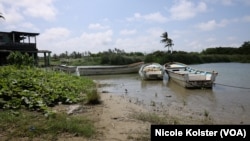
55,91,215,141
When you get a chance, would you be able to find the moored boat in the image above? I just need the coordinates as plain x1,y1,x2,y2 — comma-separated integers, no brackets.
164,62,218,88
76,62,144,76
139,63,165,80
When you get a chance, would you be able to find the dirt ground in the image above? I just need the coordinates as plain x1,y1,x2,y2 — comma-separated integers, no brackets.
56,92,213,141
58,93,151,141
2,91,213,141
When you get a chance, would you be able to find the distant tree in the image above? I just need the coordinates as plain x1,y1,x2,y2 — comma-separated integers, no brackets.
239,41,250,55
241,41,250,48
52,54,58,59
160,32,174,53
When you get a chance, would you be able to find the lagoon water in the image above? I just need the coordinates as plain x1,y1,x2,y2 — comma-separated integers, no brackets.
86,63,250,124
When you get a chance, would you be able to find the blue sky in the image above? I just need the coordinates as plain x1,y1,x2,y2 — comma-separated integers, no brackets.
1,0,250,55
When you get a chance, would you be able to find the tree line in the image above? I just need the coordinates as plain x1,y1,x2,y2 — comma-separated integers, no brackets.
48,40,249,65
41,31,250,65
201,41,250,55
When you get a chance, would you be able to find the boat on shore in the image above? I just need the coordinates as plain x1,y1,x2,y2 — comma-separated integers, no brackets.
75,62,144,76
139,63,165,80
52,65,77,74
164,62,218,88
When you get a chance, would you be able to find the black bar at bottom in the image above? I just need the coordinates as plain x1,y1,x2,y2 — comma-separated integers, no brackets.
151,125,250,141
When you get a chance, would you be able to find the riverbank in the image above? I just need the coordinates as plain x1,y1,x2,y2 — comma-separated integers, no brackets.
0,90,217,141
53,92,150,141
54,90,215,141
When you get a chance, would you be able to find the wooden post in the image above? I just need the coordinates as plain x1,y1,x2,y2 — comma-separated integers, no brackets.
44,52,47,67
48,52,51,66
12,33,15,43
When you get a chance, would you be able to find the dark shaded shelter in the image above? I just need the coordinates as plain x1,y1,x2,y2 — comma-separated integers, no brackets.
0,31,51,66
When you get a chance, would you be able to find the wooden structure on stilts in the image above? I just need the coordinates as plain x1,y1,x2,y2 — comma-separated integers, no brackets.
0,31,51,66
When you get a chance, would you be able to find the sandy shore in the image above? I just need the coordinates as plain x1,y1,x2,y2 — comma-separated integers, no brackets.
91,93,150,141
5,88,245,141
55,89,215,141
54,92,150,141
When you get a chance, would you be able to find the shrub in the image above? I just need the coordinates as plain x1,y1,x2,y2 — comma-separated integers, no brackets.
7,51,35,67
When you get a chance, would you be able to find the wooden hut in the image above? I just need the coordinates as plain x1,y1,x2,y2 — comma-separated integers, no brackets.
0,31,51,66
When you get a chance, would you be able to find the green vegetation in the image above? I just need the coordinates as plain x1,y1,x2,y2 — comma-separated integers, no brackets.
0,65,98,114
47,41,250,66
0,52,99,139
144,41,250,64
144,51,250,64
7,51,35,67
0,110,95,140
201,41,250,55
48,48,144,66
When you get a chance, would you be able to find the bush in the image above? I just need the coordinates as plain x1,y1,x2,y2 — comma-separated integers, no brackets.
0,66,99,114
7,51,35,67
100,53,142,65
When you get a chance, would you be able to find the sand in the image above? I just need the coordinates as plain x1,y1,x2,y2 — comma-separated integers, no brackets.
56,89,215,141
3,91,214,141
55,92,151,141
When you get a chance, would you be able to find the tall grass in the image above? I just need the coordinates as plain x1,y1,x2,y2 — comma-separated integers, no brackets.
0,110,95,140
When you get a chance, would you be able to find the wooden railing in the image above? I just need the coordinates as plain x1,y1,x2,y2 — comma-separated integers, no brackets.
0,43,37,51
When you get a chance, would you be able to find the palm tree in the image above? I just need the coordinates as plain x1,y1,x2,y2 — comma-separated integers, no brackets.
160,32,174,53
0,12,5,20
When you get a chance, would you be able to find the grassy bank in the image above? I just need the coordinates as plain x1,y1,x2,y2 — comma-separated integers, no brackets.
0,110,95,140
0,65,99,139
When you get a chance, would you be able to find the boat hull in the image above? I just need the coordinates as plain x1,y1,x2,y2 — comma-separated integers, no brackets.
53,62,144,76
166,71,215,88
77,62,144,76
139,63,165,80
164,62,218,89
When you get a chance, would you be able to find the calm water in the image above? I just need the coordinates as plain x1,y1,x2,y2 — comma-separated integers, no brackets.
86,63,250,124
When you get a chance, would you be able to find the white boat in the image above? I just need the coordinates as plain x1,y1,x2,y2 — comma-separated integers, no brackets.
139,63,165,80
164,62,218,88
76,62,144,76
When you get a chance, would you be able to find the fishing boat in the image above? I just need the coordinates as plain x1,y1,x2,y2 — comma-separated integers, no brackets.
75,62,144,76
52,65,77,74
164,62,218,88
139,63,165,80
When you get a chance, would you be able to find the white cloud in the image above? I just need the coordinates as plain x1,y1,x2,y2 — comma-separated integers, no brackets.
187,40,204,50
220,0,250,6
80,30,113,46
2,7,24,24
119,29,137,35
169,0,207,20
1,0,57,21
38,27,71,51
115,28,167,53
226,36,237,41
19,22,40,32
39,27,71,42
127,12,167,23
242,15,250,22
88,23,110,30
115,36,160,53
207,0,250,6
143,12,168,23
39,30,113,54
206,37,217,42
196,19,229,31
221,0,234,6
146,27,165,37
